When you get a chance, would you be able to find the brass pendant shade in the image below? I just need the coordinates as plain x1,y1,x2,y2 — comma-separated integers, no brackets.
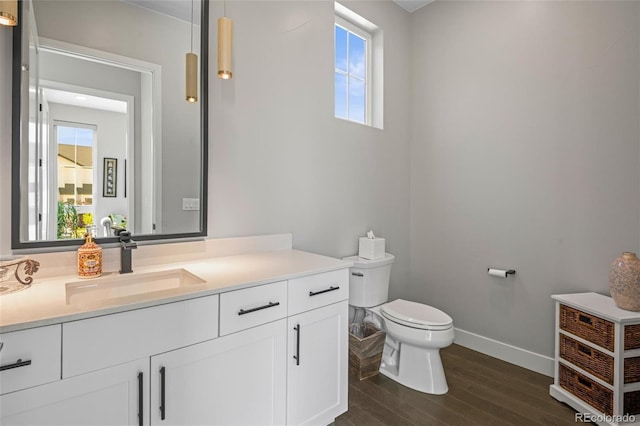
217,16,233,79
0,0,18,27
186,52,198,102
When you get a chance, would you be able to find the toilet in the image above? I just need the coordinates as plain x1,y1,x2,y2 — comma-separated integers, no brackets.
343,253,454,395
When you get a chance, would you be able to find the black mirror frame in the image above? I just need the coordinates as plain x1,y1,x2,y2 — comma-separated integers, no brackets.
11,0,208,250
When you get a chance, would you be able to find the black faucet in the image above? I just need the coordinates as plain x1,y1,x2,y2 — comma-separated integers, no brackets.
119,231,137,274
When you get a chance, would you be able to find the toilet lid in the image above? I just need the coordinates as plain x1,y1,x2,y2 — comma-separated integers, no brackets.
381,299,453,331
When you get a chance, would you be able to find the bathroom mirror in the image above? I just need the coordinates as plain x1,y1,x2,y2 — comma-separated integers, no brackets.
12,0,208,249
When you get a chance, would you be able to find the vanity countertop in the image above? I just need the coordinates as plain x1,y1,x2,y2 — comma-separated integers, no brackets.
0,249,352,333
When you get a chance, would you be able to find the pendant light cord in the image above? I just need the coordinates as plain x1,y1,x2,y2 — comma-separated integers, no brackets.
190,0,194,53
224,0,227,17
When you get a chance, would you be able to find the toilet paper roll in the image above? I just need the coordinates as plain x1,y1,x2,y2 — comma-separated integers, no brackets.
488,268,508,278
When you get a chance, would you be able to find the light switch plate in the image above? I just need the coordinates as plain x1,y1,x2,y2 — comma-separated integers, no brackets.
182,198,200,211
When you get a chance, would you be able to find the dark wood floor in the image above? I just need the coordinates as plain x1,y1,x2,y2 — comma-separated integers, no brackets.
335,344,581,426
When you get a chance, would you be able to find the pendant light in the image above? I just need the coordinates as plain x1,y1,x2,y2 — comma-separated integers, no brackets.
0,0,18,27
217,1,232,80
185,0,198,102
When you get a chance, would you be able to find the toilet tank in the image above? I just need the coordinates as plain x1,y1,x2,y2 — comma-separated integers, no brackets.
342,253,395,308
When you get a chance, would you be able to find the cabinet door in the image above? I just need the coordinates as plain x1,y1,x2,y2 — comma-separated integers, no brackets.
287,300,348,426
0,358,148,426
150,319,286,426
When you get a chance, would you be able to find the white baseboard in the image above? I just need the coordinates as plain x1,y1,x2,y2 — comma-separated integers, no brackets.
454,327,554,377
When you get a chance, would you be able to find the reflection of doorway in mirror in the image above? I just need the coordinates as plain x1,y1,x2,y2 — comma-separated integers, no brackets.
54,122,96,239
46,87,132,239
41,81,135,240
34,39,161,239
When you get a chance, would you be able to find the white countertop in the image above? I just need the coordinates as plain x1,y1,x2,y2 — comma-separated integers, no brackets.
0,249,352,334
552,292,640,323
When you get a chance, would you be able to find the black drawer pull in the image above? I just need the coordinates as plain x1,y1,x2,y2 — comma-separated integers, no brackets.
309,286,340,297
577,376,592,389
293,324,300,366
351,272,364,277
577,344,592,357
159,366,166,420
578,314,593,326
0,358,32,371
137,372,143,426
238,301,280,316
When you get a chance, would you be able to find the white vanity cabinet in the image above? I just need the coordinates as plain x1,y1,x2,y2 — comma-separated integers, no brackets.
0,295,218,426
287,270,349,426
0,266,350,426
150,319,287,425
62,295,220,378
1,358,148,426
149,280,289,425
0,325,61,395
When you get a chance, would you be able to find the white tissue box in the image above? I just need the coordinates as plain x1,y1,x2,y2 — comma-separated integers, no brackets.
359,237,385,260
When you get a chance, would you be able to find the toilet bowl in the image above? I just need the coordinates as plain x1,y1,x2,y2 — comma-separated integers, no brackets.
344,254,454,395
369,299,454,394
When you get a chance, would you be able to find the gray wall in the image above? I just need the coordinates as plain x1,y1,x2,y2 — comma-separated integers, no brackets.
409,1,640,357
208,0,412,298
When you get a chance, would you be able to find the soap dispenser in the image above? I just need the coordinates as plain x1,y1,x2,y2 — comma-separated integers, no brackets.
78,226,102,278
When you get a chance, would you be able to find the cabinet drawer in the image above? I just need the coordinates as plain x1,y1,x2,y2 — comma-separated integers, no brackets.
0,325,61,395
288,269,348,316
63,295,218,378
559,363,613,416
625,357,640,384
625,391,640,416
559,305,614,352
559,334,613,385
220,281,287,336
625,324,640,350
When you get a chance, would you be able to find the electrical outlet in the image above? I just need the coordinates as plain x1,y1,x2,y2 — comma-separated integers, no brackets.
182,198,200,211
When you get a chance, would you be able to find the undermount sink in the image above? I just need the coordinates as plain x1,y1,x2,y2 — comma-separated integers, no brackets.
65,269,206,305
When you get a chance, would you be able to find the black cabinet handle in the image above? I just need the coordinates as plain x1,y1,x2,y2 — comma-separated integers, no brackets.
351,272,364,277
0,358,31,371
160,366,166,420
137,372,143,426
293,325,300,366
309,286,340,297
238,301,280,316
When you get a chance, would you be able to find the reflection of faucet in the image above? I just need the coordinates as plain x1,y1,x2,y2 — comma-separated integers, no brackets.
119,231,137,274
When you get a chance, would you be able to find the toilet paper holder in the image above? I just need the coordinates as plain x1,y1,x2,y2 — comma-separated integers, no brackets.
487,268,516,277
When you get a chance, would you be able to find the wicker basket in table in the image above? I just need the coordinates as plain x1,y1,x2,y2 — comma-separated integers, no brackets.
560,305,614,351
559,363,613,416
560,334,613,385
625,324,640,350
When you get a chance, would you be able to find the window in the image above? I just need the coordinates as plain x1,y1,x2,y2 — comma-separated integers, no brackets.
334,3,382,128
334,17,370,124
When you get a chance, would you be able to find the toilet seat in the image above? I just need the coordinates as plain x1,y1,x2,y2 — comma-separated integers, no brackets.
381,299,453,331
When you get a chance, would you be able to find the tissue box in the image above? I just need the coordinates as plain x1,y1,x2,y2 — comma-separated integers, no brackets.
359,237,385,260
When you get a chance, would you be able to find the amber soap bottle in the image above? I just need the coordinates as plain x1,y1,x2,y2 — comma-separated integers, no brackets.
78,228,102,278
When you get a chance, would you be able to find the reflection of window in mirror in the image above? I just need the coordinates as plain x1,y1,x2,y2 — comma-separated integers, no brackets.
54,122,96,239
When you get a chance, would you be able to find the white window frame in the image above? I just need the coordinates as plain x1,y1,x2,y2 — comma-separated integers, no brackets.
335,15,373,126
